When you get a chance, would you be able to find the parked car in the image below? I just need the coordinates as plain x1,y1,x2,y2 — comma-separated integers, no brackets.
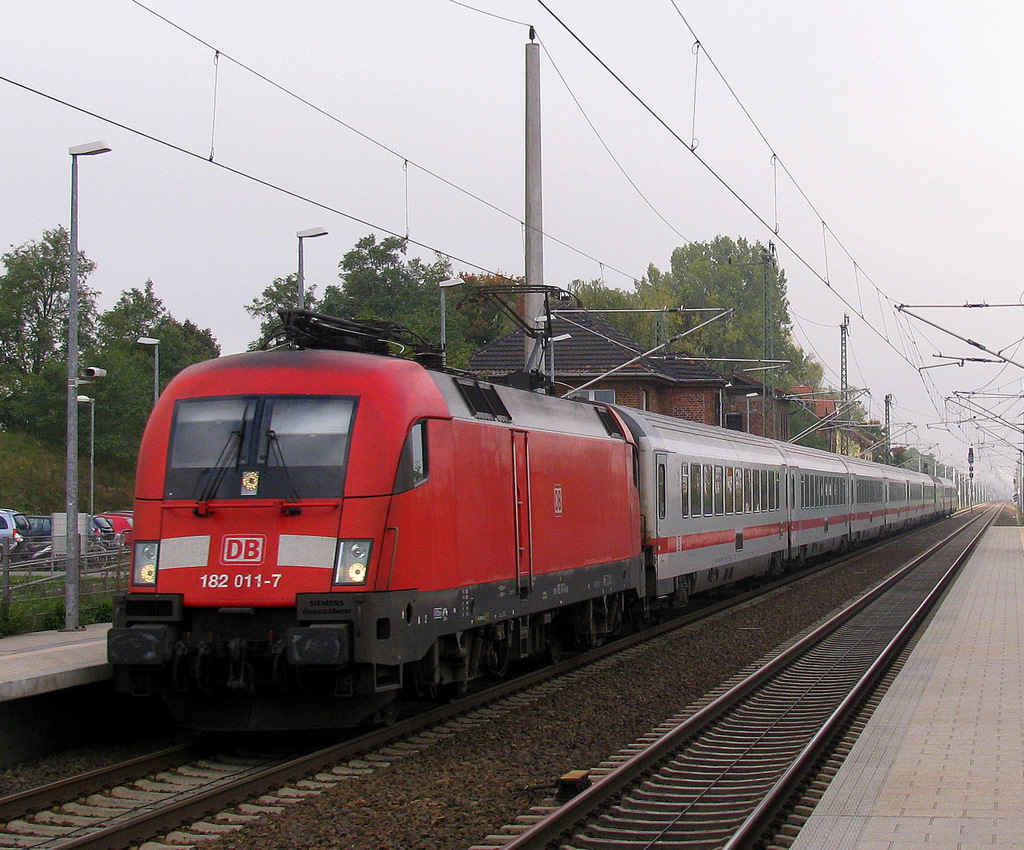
25,515,51,541
97,511,133,545
0,508,31,560
90,515,118,549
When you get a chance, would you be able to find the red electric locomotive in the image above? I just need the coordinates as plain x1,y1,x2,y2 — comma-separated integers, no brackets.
108,313,643,730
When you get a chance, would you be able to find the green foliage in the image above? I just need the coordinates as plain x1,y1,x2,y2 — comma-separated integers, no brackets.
0,430,134,513
0,226,98,379
245,234,506,369
636,236,822,389
242,231,829,408
0,231,220,475
244,272,305,349
568,278,649,343
567,236,824,394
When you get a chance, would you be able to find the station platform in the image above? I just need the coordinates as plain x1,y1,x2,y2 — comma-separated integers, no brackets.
792,523,1024,849
0,622,110,702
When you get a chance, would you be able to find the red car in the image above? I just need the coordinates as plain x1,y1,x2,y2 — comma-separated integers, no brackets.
97,511,133,545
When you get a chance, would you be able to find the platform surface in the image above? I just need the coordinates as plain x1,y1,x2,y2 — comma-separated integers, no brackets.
0,622,110,701
792,524,1024,849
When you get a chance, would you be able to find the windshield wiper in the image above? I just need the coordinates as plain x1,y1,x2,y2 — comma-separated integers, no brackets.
193,427,244,514
266,430,302,512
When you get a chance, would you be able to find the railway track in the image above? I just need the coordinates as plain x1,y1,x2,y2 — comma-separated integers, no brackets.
0,512,983,850
488,507,996,850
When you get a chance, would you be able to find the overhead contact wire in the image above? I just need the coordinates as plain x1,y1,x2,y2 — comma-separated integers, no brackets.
127,0,635,282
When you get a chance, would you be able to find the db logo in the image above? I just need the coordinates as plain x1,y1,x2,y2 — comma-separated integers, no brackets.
222,535,266,565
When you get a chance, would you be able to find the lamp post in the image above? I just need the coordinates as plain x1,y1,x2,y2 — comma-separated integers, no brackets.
548,332,571,387
77,396,95,517
438,277,464,365
296,227,329,309
137,337,160,406
745,392,759,433
66,141,110,631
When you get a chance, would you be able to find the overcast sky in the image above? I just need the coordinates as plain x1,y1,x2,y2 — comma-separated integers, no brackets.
3,1,1023,487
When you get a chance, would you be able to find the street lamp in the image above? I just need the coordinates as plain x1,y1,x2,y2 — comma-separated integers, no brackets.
137,337,160,406
66,140,110,631
296,227,329,309
548,332,571,387
438,277,464,365
77,396,95,517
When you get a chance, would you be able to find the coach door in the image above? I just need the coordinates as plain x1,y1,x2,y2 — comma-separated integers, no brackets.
512,430,533,594
786,468,796,558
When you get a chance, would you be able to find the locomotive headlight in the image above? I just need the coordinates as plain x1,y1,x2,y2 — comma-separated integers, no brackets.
333,539,372,586
132,541,159,587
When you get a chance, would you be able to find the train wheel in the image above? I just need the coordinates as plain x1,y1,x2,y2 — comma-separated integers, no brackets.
546,631,563,665
490,633,511,678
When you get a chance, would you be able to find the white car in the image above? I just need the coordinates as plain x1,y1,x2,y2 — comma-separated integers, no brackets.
0,508,31,559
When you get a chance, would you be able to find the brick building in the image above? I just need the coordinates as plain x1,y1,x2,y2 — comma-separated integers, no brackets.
468,310,731,427
721,374,792,440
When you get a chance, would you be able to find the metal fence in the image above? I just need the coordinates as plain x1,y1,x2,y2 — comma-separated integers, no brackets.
0,537,129,634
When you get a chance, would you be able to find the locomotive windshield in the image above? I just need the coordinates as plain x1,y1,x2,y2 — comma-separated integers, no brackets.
165,395,357,500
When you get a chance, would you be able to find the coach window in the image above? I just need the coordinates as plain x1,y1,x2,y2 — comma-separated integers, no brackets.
713,466,725,515
691,463,702,517
703,464,714,516
394,420,429,493
725,467,735,514
743,469,752,513
680,465,690,517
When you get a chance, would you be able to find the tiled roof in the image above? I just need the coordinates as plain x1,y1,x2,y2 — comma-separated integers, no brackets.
468,310,726,385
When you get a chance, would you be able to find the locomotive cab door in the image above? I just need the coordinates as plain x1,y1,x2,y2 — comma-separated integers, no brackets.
512,430,533,594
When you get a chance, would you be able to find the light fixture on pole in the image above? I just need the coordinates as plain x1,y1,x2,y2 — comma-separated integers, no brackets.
296,227,329,310
548,333,571,386
137,337,160,406
745,392,759,433
438,277,464,365
66,140,110,631
77,395,95,517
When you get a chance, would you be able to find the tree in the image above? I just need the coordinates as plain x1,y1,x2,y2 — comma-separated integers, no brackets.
632,236,823,390
0,228,221,476
244,273,307,349
246,233,509,369
91,282,219,471
0,226,98,379
320,234,452,338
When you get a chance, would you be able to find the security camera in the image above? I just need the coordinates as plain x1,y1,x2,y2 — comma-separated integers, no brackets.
82,367,107,378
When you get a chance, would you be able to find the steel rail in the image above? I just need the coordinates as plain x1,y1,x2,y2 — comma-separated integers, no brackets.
724,507,996,849
499,508,994,849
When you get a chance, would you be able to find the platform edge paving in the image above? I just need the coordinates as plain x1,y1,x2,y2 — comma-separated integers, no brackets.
791,526,1024,849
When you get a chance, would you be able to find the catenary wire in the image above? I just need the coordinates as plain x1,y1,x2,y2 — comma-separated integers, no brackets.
125,0,636,283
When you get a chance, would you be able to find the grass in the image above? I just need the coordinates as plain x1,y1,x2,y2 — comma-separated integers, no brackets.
0,430,134,514
0,562,124,636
